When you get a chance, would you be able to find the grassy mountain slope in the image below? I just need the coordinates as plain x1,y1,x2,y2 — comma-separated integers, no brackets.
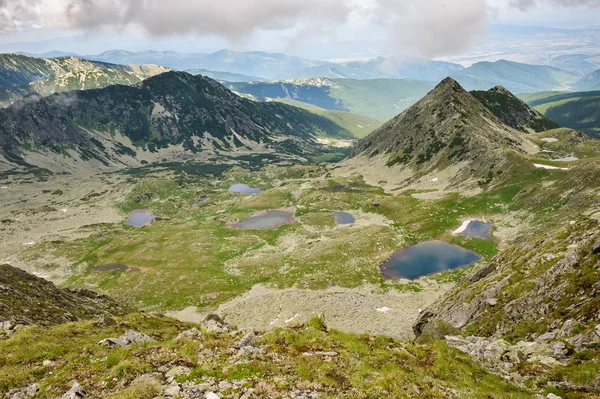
0,263,127,328
451,60,580,93
350,78,538,185
0,313,533,398
527,91,600,138
227,78,436,121
0,71,354,169
471,86,560,133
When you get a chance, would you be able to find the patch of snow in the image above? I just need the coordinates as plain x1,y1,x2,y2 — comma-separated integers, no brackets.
376,307,392,313
61,208,67,213
553,156,579,162
431,177,439,182
541,138,558,143
285,314,300,323
22,242,36,246
533,163,569,171
452,219,474,235
0,186,7,189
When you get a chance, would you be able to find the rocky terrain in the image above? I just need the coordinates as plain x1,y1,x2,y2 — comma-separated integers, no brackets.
349,78,539,189
471,86,560,133
0,263,128,335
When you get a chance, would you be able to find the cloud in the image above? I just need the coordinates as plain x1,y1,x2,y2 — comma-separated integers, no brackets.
510,0,600,9
373,0,493,58
0,0,499,58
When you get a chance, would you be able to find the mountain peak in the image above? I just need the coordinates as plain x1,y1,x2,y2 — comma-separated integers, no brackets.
350,77,538,186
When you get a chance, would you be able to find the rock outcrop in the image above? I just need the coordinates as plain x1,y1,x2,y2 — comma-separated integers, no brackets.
0,264,128,329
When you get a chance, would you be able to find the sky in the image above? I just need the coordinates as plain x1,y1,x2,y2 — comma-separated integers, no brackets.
0,0,599,60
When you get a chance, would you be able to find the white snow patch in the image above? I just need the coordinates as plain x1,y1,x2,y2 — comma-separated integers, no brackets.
60,208,67,213
376,307,392,313
0,186,7,189
533,163,569,171
285,314,300,323
431,177,439,182
452,219,474,235
22,242,36,246
541,138,558,143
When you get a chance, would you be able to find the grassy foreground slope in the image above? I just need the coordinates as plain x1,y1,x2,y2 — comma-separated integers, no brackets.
0,313,532,398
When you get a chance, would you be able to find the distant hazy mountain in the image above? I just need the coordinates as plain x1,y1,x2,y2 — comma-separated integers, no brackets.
84,49,330,79
573,69,600,91
0,71,354,170
0,54,169,107
227,78,436,121
276,57,464,82
451,60,580,93
187,69,265,83
548,53,599,76
528,91,600,138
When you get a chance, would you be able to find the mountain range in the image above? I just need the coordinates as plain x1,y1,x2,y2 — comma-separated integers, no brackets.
0,71,355,171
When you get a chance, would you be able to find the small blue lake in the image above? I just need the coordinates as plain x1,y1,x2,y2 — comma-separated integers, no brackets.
380,241,482,280
232,210,294,229
125,210,156,227
229,184,263,194
334,212,355,225
93,264,140,272
462,221,495,241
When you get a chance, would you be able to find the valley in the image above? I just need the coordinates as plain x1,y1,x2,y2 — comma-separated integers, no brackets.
1,48,600,398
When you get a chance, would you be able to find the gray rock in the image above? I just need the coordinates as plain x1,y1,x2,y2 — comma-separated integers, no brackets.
60,380,86,399
166,366,191,383
203,314,232,334
7,383,39,399
235,332,257,348
566,327,600,349
485,298,498,306
205,392,220,399
164,383,181,397
546,394,562,399
591,238,600,254
238,346,263,356
98,330,155,348
174,327,201,342
290,390,320,399
42,359,56,367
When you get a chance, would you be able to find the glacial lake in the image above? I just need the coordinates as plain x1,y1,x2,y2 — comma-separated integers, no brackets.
232,210,294,229
462,220,495,241
229,184,263,194
334,212,356,225
125,210,156,227
380,241,482,280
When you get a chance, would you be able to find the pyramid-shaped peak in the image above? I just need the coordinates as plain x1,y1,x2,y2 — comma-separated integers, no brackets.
428,77,468,98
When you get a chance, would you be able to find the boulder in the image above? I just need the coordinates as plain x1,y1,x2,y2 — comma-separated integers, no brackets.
174,327,201,342
235,332,257,348
203,314,231,334
60,380,86,399
205,393,220,399
566,325,600,349
98,330,155,348
592,238,600,254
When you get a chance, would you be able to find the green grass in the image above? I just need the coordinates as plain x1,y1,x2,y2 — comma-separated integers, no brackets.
0,314,534,398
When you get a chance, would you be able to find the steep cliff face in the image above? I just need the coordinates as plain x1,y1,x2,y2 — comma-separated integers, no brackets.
0,264,128,327
415,219,600,342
